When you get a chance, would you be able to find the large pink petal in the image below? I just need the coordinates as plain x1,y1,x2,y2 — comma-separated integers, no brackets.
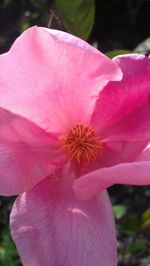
91,54,150,140
0,107,64,196
10,176,117,266
74,156,150,200
0,26,121,135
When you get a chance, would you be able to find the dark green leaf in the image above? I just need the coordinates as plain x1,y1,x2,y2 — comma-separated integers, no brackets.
123,214,140,235
129,242,145,254
55,0,95,40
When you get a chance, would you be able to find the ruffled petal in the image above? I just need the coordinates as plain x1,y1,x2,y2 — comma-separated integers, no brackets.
0,107,64,196
74,149,150,200
91,54,150,141
10,176,117,266
0,26,122,135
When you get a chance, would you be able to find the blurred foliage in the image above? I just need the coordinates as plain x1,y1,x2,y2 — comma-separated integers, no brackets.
0,228,21,266
106,49,131,58
111,186,150,266
141,208,150,230
0,197,22,265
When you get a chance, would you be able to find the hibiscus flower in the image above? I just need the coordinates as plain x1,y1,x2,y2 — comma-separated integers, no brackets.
0,26,150,266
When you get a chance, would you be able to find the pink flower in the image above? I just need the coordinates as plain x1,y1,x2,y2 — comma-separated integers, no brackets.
0,26,150,266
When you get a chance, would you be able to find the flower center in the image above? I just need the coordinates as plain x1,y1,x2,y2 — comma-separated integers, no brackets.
62,124,102,164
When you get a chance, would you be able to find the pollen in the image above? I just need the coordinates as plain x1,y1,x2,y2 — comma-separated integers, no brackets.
62,124,102,164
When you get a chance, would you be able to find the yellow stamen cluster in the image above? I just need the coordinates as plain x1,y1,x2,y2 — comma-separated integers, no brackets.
62,124,102,164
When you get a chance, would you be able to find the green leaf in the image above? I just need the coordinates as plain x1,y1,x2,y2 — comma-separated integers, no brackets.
113,204,127,219
106,49,131,58
123,214,140,235
142,208,150,223
129,242,145,254
55,0,95,40
141,208,150,230
19,21,30,32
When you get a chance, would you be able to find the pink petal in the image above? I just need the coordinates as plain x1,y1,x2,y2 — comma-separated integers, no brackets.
80,140,148,175
137,143,150,161
101,93,150,141
91,54,150,140
0,26,121,135
10,176,117,266
74,157,150,200
0,107,64,196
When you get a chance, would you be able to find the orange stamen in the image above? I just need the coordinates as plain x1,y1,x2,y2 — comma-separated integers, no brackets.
62,124,102,164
